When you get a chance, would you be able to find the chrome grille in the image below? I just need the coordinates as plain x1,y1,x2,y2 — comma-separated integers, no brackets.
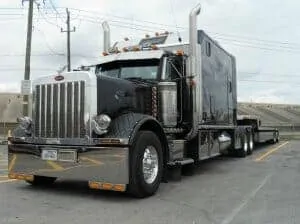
34,81,85,138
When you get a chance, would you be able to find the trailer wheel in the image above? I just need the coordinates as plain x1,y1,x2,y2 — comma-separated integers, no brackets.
26,176,57,186
247,133,254,155
237,134,248,158
272,133,277,144
128,131,163,198
276,132,280,143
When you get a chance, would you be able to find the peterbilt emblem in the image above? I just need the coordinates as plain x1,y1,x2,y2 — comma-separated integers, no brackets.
54,75,64,81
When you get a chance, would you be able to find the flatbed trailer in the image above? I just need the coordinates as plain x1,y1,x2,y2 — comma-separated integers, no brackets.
8,3,279,198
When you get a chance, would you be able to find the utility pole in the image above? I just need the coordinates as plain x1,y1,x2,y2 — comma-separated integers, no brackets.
23,0,34,116
61,8,75,71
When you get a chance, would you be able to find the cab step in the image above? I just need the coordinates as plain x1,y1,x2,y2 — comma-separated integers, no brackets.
167,158,194,167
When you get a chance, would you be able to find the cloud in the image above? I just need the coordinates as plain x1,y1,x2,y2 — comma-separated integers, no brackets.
0,0,299,105
0,83,20,93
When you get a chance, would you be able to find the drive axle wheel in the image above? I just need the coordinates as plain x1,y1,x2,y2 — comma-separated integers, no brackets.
26,176,57,186
247,133,254,155
128,131,163,198
237,134,248,158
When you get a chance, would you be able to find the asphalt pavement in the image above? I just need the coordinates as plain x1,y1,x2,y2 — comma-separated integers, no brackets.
1,141,300,224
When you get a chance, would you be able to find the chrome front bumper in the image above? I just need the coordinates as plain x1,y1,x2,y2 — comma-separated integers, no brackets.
8,144,129,185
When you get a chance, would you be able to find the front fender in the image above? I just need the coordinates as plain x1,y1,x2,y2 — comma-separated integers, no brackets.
104,113,169,160
103,113,147,141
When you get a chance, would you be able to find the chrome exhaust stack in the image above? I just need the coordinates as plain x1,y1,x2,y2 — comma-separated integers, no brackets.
102,21,111,52
186,3,202,140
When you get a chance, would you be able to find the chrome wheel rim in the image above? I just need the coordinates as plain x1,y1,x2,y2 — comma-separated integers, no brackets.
243,138,248,152
249,135,254,150
142,146,159,184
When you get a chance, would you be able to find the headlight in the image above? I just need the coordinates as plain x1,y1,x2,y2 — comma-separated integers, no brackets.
17,116,32,130
92,114,111,135
16,116,32,136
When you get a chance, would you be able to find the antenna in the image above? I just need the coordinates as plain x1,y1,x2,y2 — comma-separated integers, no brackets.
169,0,182,43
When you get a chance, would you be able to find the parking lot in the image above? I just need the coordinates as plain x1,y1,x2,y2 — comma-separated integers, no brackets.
1,141,300,224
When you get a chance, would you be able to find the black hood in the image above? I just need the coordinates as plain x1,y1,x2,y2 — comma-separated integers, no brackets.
96,75,155,118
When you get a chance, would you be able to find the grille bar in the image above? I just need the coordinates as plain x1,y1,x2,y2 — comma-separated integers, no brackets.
34,81,85,138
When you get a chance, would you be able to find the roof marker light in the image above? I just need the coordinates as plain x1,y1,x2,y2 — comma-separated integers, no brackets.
176,50,184,56
151,45,159,50
132,46,141,51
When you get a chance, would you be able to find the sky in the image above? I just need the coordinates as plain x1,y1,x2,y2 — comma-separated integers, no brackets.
0,0,300,104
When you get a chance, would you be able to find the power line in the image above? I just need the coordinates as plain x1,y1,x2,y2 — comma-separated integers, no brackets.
75,16,158,33
68,7,186,30
219,40,300,54
238,71,300,77
47,0,65,23
38,9,61,28
67,7,300,47
211,32,300,47
212,36,300,51
4,6,300,47
74,14,168,32
239,79,300,84
4,6,300,52
0,13,24,15
0,68,55,71
35,26,64,55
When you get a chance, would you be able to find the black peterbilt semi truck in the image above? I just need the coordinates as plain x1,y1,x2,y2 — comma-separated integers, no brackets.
8,4,279,198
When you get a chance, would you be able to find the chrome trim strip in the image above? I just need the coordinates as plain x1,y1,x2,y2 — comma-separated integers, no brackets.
161,56,168,80
71,82,75,138
57,84,60,138
64,82,67,138
11,137,130,146
77,81,81,137
44,85,47,138
38,85,42,137
50,84,54,138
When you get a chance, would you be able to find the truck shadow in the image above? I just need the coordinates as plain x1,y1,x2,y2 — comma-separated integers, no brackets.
18,180,136,201
16,142,274,200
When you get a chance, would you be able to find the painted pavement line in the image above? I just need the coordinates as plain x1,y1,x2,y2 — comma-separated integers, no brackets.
0,179,18,184
221,174,272,224
254,141,289,162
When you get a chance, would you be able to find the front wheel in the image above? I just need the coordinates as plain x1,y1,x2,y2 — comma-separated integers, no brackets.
128,131,163,198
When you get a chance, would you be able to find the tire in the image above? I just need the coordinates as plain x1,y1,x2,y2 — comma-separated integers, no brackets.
128,131,163,198
247,133,254,155
26,176,57,186
276,132,280,143
272,133,277,144
237,134,248,158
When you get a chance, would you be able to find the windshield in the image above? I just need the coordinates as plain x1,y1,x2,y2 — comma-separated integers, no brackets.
95,60,160,80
